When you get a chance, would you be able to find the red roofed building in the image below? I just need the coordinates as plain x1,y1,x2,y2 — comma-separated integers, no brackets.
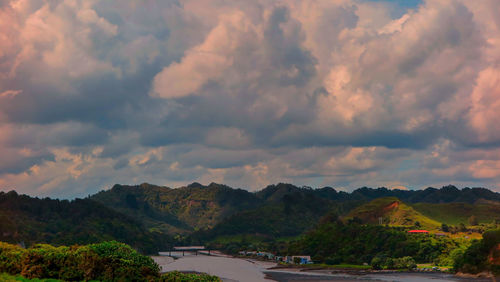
408,230,429,234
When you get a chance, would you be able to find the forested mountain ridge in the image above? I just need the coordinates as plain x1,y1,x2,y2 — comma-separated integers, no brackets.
349,185,500,204
2,182,500,255
90,182,263,234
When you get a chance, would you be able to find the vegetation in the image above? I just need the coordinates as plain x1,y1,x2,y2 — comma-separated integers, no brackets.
3,183,500,277
192,190,337,241
287,214,466,266
159,271,220,281
0,241,159,281
0,273,61,281
345,197,441,229
0,241,221,281
412,202,500,225
371,256,417,270
91,183,263,234
0,191,172,254
454,229,500,275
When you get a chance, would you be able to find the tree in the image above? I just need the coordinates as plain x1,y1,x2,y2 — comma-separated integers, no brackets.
441,223,449,232
469,215,478,226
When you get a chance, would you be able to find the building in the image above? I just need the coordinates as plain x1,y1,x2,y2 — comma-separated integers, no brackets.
286,255,312,264
408,230,429,234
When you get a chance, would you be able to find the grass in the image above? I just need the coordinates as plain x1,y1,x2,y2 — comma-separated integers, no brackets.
0,273,62,282
161,271,221,281
329,264,372,269
346,197,441,229
295,263,372,270
412,202,500,225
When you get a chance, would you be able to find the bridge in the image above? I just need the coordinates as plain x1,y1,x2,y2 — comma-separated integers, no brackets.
159,246,211,257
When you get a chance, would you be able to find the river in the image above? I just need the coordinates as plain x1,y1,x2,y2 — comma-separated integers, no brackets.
152,253,492,282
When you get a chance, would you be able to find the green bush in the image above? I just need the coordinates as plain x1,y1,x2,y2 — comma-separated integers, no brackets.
0,241,159,281
370,255,416,270
0,242,26,274
160,271,220,281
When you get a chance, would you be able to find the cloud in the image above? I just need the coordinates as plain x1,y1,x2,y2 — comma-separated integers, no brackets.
1,0,500,197
0,89,21,98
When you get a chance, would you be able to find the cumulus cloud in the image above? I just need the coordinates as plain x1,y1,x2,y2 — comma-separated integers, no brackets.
1,0,500,198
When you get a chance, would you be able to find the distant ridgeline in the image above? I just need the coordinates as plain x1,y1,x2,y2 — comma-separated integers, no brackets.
2,183,500,254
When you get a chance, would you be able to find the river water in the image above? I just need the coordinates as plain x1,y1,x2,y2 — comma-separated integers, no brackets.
152,253,492,282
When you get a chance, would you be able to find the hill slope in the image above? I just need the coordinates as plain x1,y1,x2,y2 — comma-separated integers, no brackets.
412,201,500,225
199,188,338,239
90,182,263,234
346,197,441,229
0,191,172,253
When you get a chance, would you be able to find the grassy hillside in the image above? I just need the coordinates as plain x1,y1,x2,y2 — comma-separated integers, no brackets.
346,197,441,229
412,202,500,225
0,191,171,254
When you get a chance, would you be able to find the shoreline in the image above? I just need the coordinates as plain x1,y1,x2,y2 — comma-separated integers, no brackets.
153,253,495,281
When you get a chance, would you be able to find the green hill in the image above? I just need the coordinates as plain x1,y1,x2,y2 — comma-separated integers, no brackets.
90,182,263,234
346,197,441,229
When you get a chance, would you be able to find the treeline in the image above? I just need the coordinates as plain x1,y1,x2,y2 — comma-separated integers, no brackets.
0,191,173,254
0,241,220,281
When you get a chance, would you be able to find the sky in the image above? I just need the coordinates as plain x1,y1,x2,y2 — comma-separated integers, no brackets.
1,0,500,198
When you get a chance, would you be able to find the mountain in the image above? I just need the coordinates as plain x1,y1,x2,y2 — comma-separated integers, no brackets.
0,191,172,254
346,197,441,229
3,182,500,253
90,182,263,234
86,183,500,238
198,186,338,239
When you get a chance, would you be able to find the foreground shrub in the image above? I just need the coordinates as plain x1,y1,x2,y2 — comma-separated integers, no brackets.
0,242,25,274
160,271,220,282
0,241,159,281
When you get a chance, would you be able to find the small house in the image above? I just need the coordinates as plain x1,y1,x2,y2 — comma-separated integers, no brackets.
292,255,312,264
408,230,429,234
